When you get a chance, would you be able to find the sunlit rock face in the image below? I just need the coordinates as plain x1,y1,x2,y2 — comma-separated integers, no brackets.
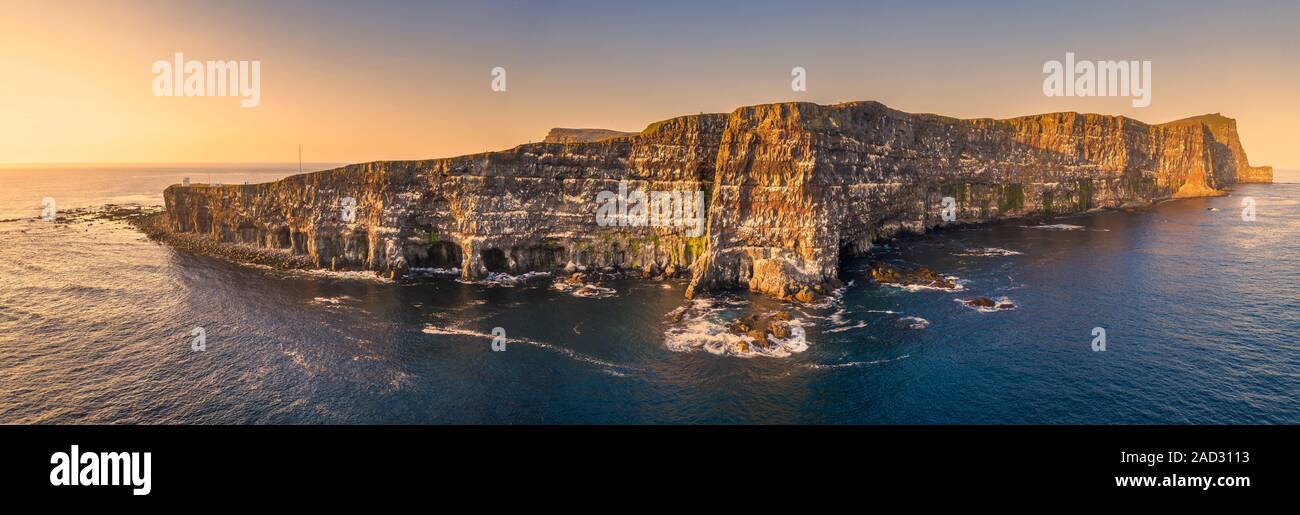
165,114,724,283
163,101,1270,300
543,128,637,144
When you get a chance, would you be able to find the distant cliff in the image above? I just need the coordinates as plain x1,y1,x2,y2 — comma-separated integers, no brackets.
162,101,1272,301
542,128,636,144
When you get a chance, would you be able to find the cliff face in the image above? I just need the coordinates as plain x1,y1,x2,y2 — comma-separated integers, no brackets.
163,101,1271,300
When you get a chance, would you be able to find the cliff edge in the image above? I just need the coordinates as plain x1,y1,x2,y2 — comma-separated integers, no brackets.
162,100,1271,301
542,128,636,144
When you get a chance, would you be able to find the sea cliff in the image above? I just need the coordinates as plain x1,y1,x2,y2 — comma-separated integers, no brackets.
161,101,1271,300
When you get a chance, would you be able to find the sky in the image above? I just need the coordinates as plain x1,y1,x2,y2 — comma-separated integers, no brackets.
2,0,1298,167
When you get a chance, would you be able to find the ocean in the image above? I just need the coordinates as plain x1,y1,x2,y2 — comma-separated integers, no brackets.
1,165,1296,423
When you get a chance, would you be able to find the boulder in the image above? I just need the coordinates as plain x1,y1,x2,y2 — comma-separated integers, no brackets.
725,320,750,335
964,297,996,307
869,263,957,289
794,286,816,303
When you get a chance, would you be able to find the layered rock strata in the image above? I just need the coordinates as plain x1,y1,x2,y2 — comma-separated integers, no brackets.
162,101,1271,300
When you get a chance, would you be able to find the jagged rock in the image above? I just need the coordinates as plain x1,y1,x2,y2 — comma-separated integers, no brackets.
662,264,678,278
769,321,792,339
160,101,1270,300
962,297,1016,310
747,328,770,348
725,320,750,335
794,286,816,303
641,262,659,279
869,263,958,289
965,297,997,308
566,273,585,284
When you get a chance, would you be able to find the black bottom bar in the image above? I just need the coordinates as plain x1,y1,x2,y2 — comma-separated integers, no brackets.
3,425,1291,502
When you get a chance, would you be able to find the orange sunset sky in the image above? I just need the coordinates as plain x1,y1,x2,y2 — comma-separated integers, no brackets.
2,0,1298,168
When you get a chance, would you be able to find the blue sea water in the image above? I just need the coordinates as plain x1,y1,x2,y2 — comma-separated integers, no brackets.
0,166,1296,424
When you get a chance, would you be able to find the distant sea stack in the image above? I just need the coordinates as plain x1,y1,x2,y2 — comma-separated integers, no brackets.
161,101,1272,301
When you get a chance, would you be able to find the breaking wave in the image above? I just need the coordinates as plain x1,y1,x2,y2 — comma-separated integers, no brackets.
308,295,359,307
955,247,1022,257
807,354,911,370
823,321,867,333
456,271,552,287
955,296,1018,313
897,316,929,329
551,281,618,298
1022,224,1109,232
662,298,811,358
877,276,966,292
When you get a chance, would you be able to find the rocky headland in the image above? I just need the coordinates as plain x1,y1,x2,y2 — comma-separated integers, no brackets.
156,100,1272,301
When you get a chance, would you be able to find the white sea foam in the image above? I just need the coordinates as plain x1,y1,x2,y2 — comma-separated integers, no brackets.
823,321,868,333
662,298,811,358
955,296,1017,313
255,264,393,283
807,354,911,370
308,295,358,307
877,276,966,292
456,270,552,287
897,316,930,329
799,280,851,309
551,281,618,298
1022,224,1109,232
420,324,637,374
955,247,1022,257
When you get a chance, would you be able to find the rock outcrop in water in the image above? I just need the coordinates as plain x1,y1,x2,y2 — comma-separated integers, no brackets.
162,101,1271,300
